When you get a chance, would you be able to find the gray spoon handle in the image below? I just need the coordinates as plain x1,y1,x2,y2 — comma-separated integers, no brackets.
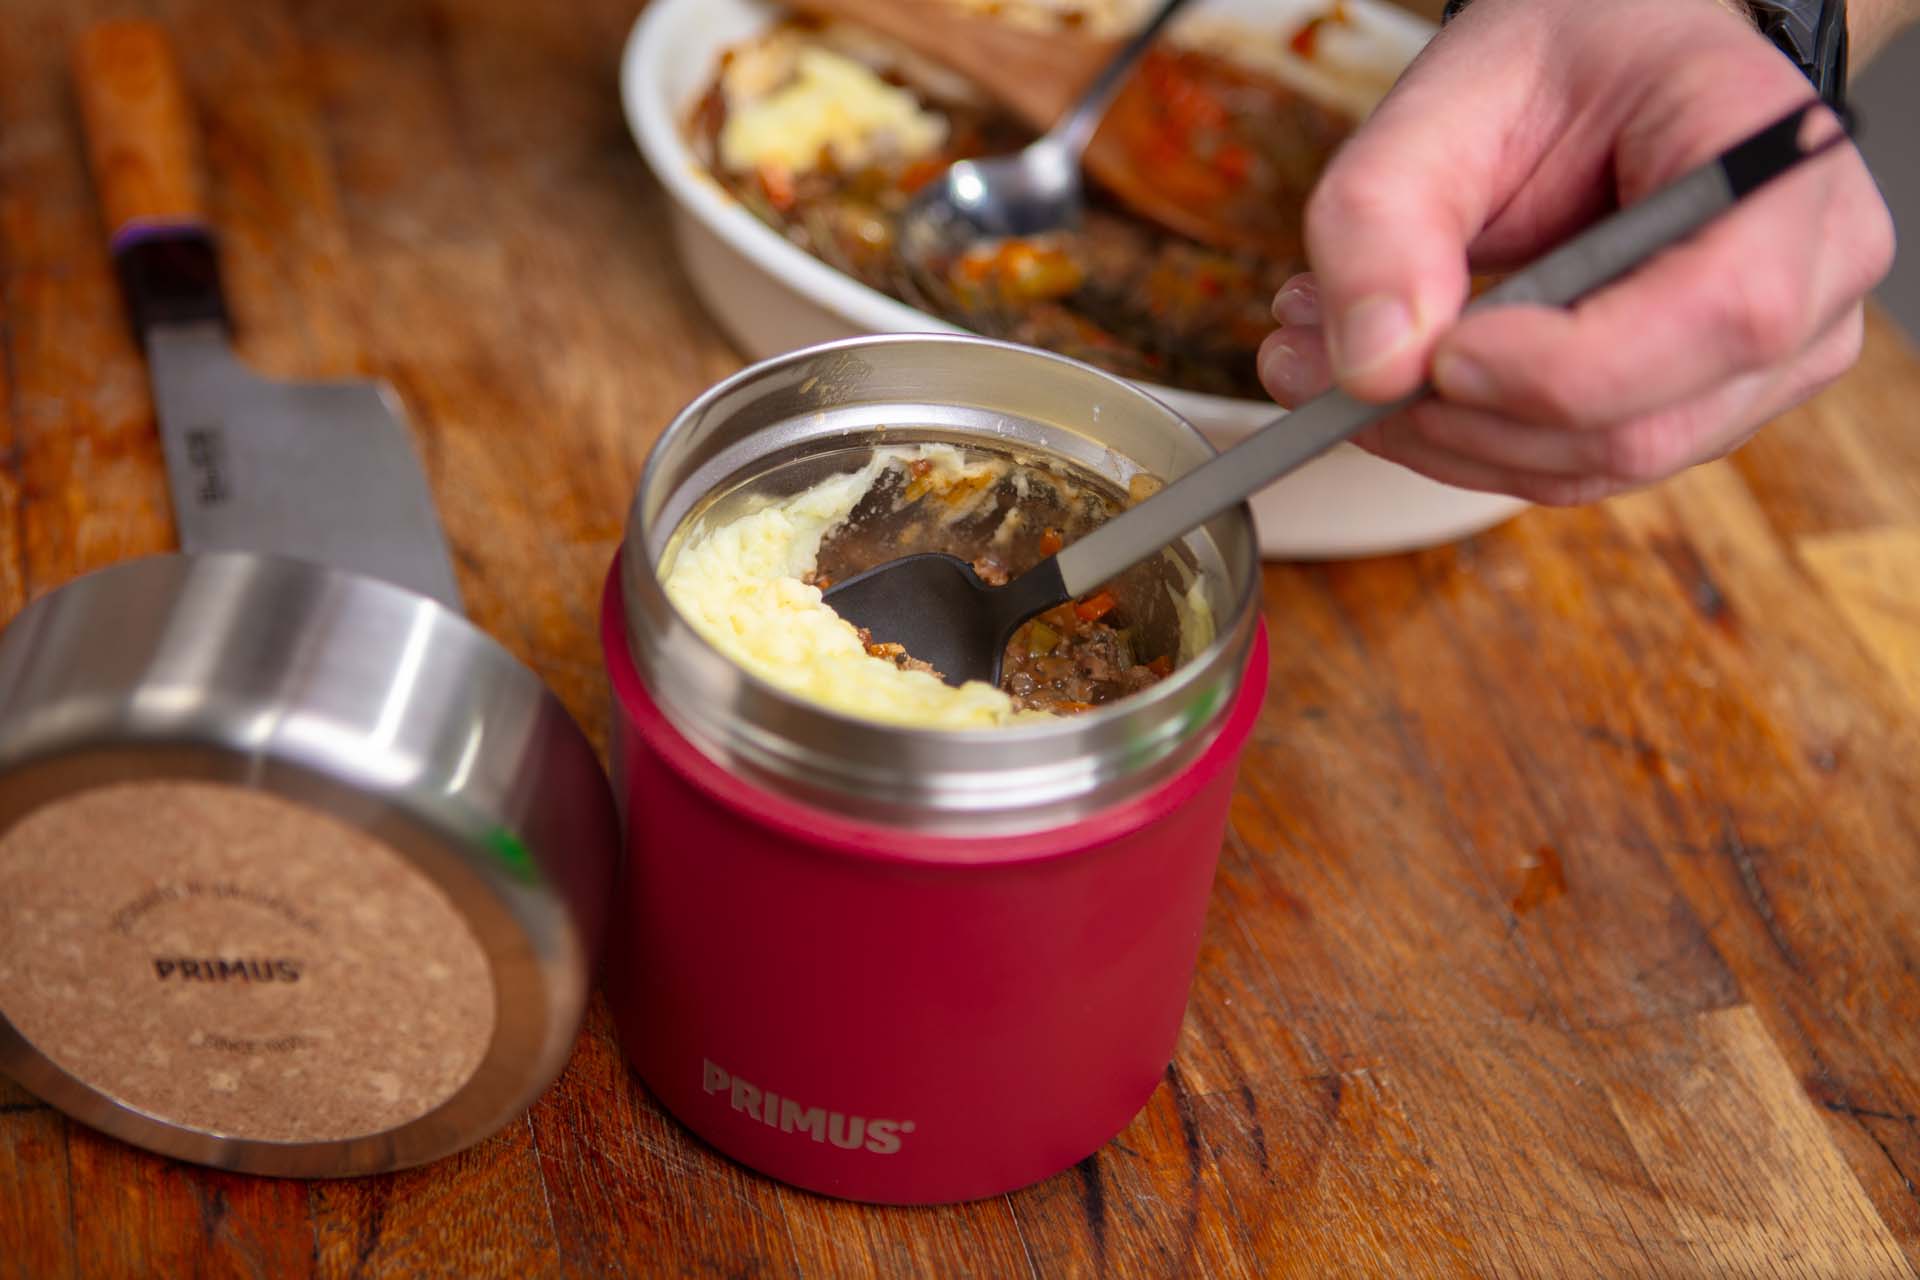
1052,99,1846,598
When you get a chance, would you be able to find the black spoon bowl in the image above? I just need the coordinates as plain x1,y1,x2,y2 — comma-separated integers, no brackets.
821,552,1068,688
827,101,1851,689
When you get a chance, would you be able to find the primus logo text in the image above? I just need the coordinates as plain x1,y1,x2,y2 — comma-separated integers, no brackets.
152,957,302,983
703,1060,914,1154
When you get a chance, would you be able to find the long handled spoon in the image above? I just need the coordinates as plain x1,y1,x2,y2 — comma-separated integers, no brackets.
825,100,1855,688
892,0,1189,252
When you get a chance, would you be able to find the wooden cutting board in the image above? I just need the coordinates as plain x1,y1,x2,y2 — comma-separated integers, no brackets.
1,1,1918,1276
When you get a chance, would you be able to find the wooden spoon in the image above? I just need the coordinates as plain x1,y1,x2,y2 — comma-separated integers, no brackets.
785,0,1305,258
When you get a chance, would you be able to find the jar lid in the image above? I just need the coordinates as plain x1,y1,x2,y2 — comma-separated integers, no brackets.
0,553,616,1176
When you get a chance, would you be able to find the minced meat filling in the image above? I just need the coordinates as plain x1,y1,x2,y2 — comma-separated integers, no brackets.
826,542,1172,714
1001,594,1171,714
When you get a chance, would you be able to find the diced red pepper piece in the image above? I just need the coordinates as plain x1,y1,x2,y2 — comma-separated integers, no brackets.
1290,17,1324,60
898,157,945,194
1213,144,1253,186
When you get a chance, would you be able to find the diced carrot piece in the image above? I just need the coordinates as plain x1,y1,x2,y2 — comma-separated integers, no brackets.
1038,528,1064,557
1074,590,1119,623
758,164,796,213
1147,655,1174,678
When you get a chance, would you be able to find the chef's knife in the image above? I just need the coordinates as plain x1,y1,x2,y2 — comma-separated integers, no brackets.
73,21,464,612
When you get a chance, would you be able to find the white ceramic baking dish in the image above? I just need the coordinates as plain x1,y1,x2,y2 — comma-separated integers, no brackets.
619,0,1528,559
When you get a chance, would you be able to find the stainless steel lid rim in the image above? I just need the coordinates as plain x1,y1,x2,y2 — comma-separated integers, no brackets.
605,573,1262,868
0,552,614,1175
620,335,1260,835
629,607,1253,819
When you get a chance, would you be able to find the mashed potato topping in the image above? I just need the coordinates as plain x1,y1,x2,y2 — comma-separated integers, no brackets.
662,450,1027,730
718,43,948,176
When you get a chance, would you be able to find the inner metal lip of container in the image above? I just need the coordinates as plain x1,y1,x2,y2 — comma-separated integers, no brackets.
620,334,1261,836
0,552,612,1176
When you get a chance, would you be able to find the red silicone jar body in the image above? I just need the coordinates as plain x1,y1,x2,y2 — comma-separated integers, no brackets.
601,569,1268,1205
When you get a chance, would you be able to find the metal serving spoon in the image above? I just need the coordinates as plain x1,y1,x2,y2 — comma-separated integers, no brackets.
790,0,1303,257
826,100,1852,689
894,0,1193,261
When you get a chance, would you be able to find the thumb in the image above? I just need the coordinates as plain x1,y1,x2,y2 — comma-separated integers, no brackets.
1304,9,1548,400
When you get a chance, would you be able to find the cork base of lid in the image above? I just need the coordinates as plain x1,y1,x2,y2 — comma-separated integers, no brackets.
0,780,496,1144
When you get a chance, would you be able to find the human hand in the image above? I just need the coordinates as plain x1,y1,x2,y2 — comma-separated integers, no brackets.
1258,0,1895,506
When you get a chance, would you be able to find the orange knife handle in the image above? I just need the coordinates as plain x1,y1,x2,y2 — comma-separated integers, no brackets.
74,20,205,240
72,21,225,336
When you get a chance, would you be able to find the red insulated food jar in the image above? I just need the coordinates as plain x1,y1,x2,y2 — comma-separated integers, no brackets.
602,335,1267,1204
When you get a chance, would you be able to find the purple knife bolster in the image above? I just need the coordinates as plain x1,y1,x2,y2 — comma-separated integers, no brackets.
110,220,228,338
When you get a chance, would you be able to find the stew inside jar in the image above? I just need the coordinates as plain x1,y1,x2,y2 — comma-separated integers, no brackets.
811,453,1201,716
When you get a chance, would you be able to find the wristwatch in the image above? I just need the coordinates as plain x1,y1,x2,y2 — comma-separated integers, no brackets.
1438,0,1849,111
1747,0,1849,108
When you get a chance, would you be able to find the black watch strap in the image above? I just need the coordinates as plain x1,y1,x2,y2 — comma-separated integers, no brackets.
1439,0,1848,112
1750,0,1850,109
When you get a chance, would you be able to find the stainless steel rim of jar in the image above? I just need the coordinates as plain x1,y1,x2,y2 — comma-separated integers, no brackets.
621,334,1260,837
0,552,615,1176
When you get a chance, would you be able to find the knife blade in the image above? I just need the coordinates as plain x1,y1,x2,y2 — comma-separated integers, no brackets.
144,321,464,612
76,21,464,613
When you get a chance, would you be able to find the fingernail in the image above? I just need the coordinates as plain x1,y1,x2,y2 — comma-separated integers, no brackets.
1333,294,1415,378
1258,339,1308,398
1433,350,1497,404
1271,280,1320,326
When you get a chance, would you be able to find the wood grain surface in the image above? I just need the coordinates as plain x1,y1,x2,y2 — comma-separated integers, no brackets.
3,0,1918,1275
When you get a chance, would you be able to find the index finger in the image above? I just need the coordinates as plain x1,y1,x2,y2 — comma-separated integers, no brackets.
1301,5,1570,402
